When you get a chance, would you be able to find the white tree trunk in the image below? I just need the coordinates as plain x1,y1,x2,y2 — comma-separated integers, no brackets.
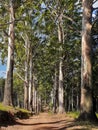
3,0,15,106
58,14,65,113
28,49,33,111
24,34,29,110
24,56,28,109
32,77,37,114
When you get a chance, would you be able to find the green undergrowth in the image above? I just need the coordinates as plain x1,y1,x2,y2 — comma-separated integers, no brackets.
66,111,79,118
0,102,31,121
66,112,98,129
0,102,30,113
15,107,31,119
66,111,98,119
15,107,31,113
96,113,98,118
0,103,14,111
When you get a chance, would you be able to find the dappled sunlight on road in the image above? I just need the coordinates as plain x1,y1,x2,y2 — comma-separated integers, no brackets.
0,112,98,130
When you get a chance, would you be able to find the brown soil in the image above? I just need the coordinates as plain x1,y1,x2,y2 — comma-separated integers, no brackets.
0,112,98,130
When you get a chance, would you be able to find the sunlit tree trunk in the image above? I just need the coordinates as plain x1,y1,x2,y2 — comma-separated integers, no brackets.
38,95,42,112
28,48,33,111
78,0,97,121
35,88,37,113
58,14,65,113
24,34,29,110
3,0,15,106
32,75,37,114
24,57,29,109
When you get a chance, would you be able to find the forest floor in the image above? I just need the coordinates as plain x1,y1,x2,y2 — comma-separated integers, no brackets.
0,112,98,130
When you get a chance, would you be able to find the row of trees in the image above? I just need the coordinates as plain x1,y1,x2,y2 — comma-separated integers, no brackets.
0,0,98,121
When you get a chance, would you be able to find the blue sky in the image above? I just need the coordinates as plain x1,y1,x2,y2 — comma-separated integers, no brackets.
0,61,6,78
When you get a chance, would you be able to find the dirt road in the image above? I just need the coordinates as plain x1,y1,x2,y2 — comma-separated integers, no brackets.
0,113,98,130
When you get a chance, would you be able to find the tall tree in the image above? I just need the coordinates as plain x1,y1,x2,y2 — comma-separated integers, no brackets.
3,0,15,106
78,0,97,121
58,13,65,113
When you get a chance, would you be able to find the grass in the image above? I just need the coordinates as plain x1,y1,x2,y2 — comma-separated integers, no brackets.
66,111,98,119
0,103,14,111
96,113,98,118
66,111,79,118
0,102,31,119
66,112,98,130
0,102,30,113
15,107,31,113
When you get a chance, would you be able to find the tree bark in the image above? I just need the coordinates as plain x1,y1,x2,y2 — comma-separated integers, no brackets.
3,0,15,106
28,48,33,111
78,0,97,121
32,76,37,114
58,14,65,113
24,34,29,110
71,86,74,111
53,67,58,113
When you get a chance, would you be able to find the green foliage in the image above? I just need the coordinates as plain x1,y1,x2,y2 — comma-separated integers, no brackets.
0,78,5,87
66,111,79,118
0,102,30,113
0,0,89,113
0,103,14,111
15,107,30,113
13,73,24,106
0,103,31,120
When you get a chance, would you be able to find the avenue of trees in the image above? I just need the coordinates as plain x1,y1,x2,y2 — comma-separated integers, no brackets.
0,0,98,121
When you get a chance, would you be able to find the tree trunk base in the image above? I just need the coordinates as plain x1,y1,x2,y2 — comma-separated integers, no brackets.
77,111,98,122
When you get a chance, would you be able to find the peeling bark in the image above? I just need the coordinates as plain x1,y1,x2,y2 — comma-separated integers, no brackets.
78,0,97,121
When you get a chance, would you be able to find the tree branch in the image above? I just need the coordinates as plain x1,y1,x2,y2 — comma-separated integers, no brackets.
0,20,15,27
62,15,77,25
3,30,9,37
93,0,98,4
15,72,28,84
0,19,23,27
93,7,98,10
92,17,98,28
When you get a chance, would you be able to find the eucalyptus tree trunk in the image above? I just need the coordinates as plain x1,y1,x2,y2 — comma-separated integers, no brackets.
0,87,3,102
78,0,97,121
32,75,38,114
3,0,15,106
68,95,71,112
28,48,33,111
76,91,79,111
76,83,79,111
38,95,42,112
24,34,30,110
58,14,65,113
36,94,39,114
32,85,35,113
53,67,58,113
34,88,37,114
71,86,74,111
